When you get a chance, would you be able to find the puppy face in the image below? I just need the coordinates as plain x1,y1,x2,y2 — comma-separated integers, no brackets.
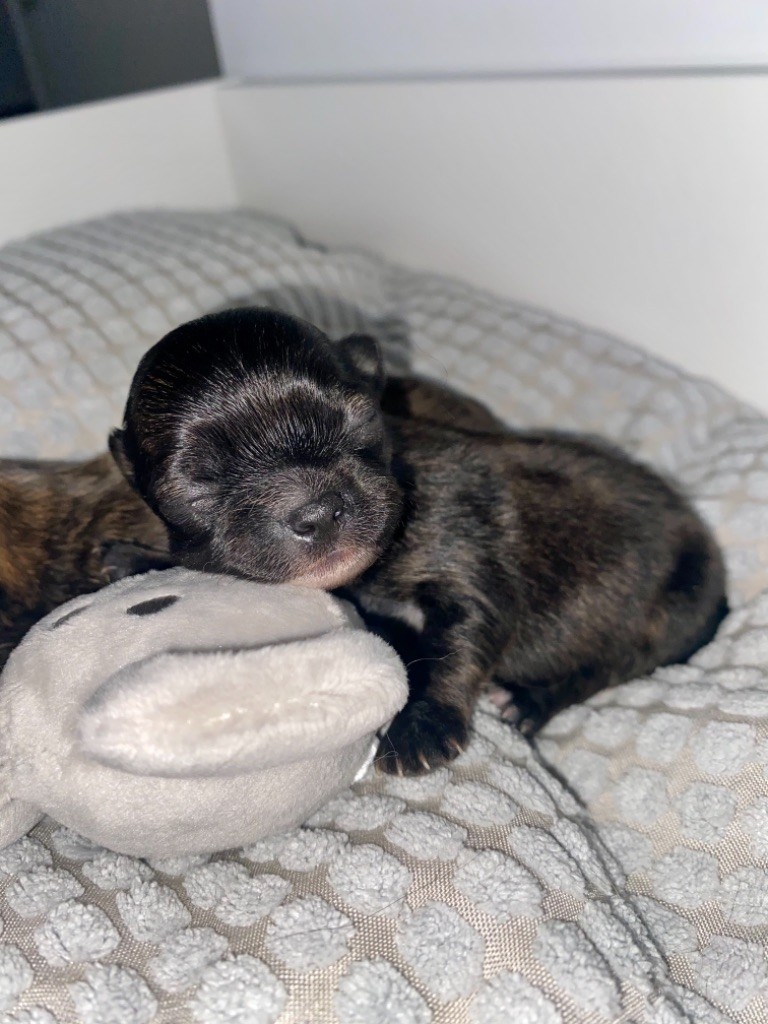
110,309,402,589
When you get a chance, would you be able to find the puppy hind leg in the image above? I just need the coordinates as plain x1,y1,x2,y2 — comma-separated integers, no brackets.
486,678,521,720
494,665,609,737
652,529,729,667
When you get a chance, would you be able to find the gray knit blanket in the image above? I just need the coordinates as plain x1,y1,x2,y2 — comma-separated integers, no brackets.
0,210,766,1024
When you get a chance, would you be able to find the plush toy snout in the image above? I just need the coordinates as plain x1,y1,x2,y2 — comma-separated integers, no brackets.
79,630,406,777
0,569,407,857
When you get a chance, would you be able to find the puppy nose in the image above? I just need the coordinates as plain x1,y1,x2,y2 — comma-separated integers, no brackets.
287,492,345,543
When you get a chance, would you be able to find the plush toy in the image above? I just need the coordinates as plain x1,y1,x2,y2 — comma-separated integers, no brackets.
0,568,407,858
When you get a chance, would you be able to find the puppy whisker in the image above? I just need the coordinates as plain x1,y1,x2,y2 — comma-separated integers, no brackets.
404,652,456,670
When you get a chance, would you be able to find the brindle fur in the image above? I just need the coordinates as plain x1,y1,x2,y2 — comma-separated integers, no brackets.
107,309,728,775
354,421,728,771
0,454,168,664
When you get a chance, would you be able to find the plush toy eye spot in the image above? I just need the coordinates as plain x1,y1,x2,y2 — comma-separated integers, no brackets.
127,595,179,616
51,604,91,629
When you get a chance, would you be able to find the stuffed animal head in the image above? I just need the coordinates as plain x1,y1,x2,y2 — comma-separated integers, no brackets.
0,568,407,857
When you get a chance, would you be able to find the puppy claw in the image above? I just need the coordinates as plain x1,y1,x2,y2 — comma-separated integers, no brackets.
377,700,469,776
487,684,522,722
490,685,549,736
487,685,514,711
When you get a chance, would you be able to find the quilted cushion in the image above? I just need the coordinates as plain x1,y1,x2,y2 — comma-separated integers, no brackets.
0,210,766,1024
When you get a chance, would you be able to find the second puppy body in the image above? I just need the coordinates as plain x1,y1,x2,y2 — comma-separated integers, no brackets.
0,454,166,664
109,308,728,775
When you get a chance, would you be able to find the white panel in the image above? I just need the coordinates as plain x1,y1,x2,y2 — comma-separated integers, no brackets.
209,0,768,79
218,77,768,412
0,82,237,246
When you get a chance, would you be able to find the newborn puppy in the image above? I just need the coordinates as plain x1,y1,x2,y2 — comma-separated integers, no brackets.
110,308,728,775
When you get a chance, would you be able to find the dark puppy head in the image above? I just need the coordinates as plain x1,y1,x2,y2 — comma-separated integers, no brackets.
110,308,402,589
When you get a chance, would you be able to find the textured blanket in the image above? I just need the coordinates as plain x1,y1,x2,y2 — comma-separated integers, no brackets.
0,210,766,1024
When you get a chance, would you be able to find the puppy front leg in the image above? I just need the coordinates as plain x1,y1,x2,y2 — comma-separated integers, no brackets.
100,540,176,583
376,596,504,776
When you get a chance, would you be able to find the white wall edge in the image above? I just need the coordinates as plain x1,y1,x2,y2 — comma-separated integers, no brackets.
208,0,768,80
0,81,237,248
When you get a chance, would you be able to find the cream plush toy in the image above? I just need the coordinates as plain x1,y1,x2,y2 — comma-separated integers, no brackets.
0,568,407,858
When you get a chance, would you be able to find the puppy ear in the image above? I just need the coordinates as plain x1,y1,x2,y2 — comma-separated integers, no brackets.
109,428,136,489
339,333,386,397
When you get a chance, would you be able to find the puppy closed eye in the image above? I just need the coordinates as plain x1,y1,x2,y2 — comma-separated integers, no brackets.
187,472,220,494
348,408,382,448
175,456,222,501
188,487,222,511
346,400,379,429
177,426,232,485
188,468,218,484
167,474,221,517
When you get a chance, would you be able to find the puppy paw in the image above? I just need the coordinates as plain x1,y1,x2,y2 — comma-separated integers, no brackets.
500,689,549,738
487,684,519,720
100,541,175,583
376,700,468,776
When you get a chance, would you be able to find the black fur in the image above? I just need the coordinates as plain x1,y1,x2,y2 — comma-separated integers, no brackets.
111,308,728,775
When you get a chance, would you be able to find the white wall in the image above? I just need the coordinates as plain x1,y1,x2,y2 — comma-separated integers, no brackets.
209,0,768,79
218,76,768,412
0,82,237,247
2,70,766,412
